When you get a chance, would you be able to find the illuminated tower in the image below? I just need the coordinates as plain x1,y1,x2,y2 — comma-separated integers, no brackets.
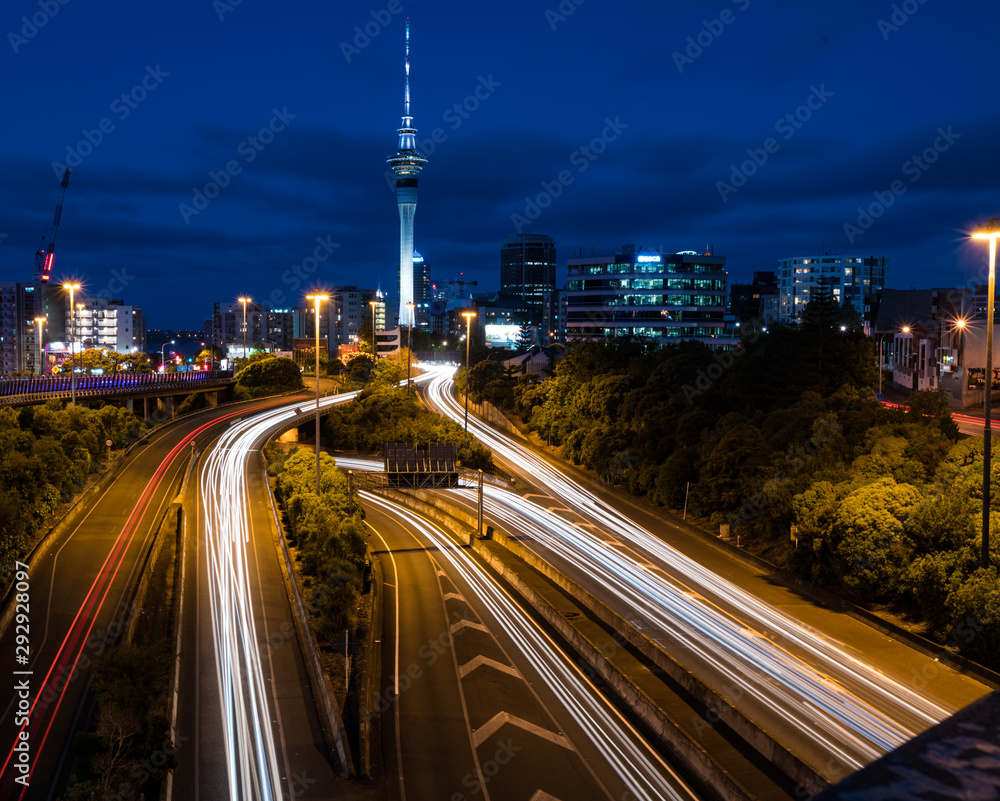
387,18,427,324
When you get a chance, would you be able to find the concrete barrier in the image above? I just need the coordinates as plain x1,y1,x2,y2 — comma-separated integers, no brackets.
263,461,356,779
374,489,827,799
357,547,384,779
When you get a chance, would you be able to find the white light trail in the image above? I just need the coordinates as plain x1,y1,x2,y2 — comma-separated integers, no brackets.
197,389,360,799
361,491,699,801
421,366,951,769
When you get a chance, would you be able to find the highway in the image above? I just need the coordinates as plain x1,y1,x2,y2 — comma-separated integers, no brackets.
0,393,302,800
421,366,992,782
362,491,702,801
173,388,366,800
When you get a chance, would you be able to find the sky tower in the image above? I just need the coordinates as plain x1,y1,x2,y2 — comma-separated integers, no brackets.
387,18,427,325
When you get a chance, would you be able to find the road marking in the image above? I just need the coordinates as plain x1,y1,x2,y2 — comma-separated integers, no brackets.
529,791,565,801
458,655,520,679
443,591,467,603
451,619,489,635
472,711,571,750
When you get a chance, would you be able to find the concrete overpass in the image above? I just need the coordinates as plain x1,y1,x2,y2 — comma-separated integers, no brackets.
0,370,236,420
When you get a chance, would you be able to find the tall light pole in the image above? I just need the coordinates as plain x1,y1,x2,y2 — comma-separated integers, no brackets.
973,219,999,569
405,301,414,394
62,282,80,406
34,316,46,376
369,300,378,361
307,293,329,495
238,297,251,365
461,310,476,432
160,339,175,371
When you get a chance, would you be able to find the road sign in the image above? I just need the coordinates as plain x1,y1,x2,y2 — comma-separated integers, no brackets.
105,439,113,447
876,392,884,401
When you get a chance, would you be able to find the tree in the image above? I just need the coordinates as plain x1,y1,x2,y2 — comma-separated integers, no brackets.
234,356,304,398
515,322,534,352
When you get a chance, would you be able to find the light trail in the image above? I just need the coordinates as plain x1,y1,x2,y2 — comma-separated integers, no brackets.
361,491,700,801
421,366,952,770
195,388,360,800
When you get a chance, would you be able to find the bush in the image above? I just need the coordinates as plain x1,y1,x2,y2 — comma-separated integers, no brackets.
234,356,304,399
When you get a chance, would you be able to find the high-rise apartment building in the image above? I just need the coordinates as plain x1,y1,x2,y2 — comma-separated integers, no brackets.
777,255,888,323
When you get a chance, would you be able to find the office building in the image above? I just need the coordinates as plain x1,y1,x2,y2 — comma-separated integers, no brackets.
500,234,558,342
565,245,732,345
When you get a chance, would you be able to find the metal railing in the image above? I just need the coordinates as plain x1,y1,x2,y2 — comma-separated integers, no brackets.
0,370,234,405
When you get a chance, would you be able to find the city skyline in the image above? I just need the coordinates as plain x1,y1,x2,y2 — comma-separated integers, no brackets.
2,0,999,329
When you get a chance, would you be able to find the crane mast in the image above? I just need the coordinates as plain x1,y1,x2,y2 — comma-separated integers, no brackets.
35,168,71,283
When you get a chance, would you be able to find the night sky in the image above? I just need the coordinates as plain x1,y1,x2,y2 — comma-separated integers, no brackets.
2,0,998,329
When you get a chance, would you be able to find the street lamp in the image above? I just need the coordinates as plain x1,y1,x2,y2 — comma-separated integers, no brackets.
34,316,46,377
238,297,251,365
369,300,378,361
405,301,414,394
972,219,999,569
461,310,476,432
62,282,80,406
160,339,175,371
306,293,329,495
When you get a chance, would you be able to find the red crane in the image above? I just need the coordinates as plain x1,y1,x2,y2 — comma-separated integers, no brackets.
35,168,71,283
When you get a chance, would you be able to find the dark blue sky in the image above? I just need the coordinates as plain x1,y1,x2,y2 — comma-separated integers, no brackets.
2,0,998,329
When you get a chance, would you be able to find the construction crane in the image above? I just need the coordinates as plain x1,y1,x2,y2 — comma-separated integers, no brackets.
35,168,71,283
448,275,477,296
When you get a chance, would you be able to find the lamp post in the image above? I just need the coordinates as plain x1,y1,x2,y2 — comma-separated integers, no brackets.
306,293,329,495
160,339,175,371
461,310,476,432
405,301,414,394
62,282,80,406
238,297,251,365
973,219,999,569
34,316,46,376
369,300,378,361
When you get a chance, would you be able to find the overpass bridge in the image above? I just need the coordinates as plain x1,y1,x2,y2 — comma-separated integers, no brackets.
0,370,236,420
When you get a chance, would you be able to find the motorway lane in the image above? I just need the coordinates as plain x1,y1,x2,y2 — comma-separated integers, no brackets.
421,367,992,782
172,417,339,801
364,492,703,801
0,393,304,800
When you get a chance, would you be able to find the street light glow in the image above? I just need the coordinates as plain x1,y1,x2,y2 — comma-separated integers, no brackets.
306,293,329,495
972,218,999,570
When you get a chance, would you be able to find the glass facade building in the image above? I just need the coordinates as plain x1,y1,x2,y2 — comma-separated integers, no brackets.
565,247,731,344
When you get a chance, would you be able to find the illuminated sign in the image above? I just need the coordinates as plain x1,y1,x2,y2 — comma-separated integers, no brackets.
637,255,661,263
484,324,520,346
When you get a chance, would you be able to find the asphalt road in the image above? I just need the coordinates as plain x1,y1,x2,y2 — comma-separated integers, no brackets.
0,393,303,800
421,367,993,784
363,492,703,801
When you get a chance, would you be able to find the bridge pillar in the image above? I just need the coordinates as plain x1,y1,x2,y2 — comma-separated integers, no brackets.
205,391,219,408
156,395,175,419
125,398,135,413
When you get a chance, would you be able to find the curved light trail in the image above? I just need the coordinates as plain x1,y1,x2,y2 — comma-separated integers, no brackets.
421,365,952,770
196,388,360,800
361,491,699,801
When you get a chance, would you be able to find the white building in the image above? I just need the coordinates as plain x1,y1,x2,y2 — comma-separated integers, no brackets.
777,255,888,323
68,296,146,354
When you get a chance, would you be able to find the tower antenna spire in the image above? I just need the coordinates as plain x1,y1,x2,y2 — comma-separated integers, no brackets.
404,17,411,120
